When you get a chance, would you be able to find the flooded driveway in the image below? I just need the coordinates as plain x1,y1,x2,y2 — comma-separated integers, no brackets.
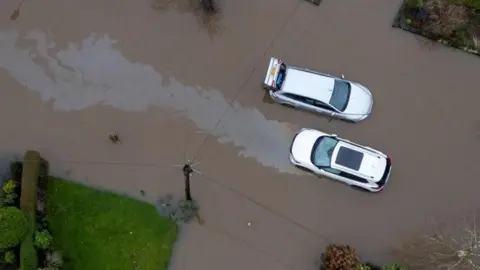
1,0,479,269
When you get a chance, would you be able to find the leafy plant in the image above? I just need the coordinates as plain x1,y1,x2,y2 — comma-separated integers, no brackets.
2,179,17,194
0,206,28,249
382,263,406,270
3,250,16,264
321,244,360,270
34,230,53,249
358,263,372,270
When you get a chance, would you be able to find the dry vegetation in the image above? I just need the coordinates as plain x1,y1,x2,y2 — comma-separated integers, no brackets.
393,213,480,269
423,0,469,37
400,0,480,54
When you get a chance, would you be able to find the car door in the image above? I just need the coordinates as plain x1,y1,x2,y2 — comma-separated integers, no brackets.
299,97,337,118
321,167,346,183
281,93,309,109
311,99,337,117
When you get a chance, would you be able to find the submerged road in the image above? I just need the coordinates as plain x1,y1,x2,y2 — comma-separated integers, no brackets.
1,0,479,269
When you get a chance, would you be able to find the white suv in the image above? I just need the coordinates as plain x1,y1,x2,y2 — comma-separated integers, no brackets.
289,128,392,192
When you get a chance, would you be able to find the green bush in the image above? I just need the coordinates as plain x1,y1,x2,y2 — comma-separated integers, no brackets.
2,179,17,194
4,250,16,264
34,230,53,250
0,206,28,249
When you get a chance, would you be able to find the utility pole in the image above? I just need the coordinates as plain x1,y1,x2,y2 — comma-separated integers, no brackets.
182,163,193,201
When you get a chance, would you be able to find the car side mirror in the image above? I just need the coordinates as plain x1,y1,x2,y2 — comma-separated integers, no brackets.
341,74,345,79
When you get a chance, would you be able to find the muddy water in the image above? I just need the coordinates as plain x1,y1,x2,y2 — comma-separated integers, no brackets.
0,30,299,174
1,0,480,269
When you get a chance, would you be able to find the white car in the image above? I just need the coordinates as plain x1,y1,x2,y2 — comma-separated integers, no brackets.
263,57,373,122
289,128,392,192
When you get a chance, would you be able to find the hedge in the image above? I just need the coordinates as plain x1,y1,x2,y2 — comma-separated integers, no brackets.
0,206,28,249
20,211,37,270
20,151,41,212
19,150,42,270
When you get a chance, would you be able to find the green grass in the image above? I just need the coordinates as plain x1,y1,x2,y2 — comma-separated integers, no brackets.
46,177,178,270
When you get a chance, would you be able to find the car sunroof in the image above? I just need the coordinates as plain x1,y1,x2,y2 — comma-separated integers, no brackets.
335,146,364,171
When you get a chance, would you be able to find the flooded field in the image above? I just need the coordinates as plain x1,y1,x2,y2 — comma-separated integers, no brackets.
1,0,480,269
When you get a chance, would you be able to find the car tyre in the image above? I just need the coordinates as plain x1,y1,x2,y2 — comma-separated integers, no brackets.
281,103,296,109
294,165,313,174
341,118,357,124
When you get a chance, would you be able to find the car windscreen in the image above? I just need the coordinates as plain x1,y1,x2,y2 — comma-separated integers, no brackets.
311,136,338,167
335,146,364,171
276,64,287,90
329,80,351,112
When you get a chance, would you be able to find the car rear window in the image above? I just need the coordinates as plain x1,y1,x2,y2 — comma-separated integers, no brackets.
335,146,364,171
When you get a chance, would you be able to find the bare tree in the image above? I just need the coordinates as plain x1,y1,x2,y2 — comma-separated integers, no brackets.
393,212,480,269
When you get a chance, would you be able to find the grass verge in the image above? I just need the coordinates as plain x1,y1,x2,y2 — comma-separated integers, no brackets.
46,177,178,270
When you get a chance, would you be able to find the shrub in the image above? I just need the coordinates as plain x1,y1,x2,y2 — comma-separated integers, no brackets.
4,250,16,264
34,230,53,249
20,151,41,212
321,244,360,270
19,151,41,270
0,206,28,249
2,179,17,194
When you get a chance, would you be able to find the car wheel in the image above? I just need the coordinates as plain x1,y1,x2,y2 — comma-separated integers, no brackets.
294,165,313,173
281,103,296,109
341,118,357,124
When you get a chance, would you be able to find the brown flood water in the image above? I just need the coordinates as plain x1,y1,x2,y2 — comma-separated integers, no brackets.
1,0,480,269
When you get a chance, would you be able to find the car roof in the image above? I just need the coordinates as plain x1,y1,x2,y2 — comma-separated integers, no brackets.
331,141,385,180
281,67,335,103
